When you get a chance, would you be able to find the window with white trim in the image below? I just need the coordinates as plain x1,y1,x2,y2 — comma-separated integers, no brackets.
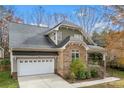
72,50,80,60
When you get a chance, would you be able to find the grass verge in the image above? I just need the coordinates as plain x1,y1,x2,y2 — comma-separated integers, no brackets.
0,71,18,88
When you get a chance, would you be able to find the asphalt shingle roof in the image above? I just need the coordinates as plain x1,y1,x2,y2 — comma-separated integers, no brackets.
9,22,55,49
9,21,97,49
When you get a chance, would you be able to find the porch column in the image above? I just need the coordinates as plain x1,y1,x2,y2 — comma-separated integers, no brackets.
103,52,107,78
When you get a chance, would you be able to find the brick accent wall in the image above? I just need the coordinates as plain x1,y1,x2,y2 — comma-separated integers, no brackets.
63,43,86,76
57,42,86,77
56,51,64,77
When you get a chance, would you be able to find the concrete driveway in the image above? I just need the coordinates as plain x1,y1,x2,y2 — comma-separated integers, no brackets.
18,74,73,88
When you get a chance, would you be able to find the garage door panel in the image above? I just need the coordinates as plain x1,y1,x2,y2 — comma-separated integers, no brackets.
17,58,54,76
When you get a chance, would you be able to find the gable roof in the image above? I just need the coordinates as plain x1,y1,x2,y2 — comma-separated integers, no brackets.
45,20,81,35
9,22,56,49
45,20,96,45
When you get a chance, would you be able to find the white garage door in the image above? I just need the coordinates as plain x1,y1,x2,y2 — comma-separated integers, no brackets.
17,58,54,76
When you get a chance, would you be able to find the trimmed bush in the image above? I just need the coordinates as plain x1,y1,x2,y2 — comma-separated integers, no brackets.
70,59,87,80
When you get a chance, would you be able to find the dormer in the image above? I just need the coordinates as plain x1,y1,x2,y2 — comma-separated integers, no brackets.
45,20,96,46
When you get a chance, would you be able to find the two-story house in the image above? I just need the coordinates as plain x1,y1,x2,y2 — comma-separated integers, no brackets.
9,20,106,78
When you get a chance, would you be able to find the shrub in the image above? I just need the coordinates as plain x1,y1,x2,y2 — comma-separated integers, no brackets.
88,65,103,78
77,71,86,80
85,70,91,79
0,59,10,65
91,69,98,78
70,59,87,80
70,72,76,82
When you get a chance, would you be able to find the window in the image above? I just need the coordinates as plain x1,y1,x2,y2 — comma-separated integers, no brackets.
46,60,48,62
74,34,82,40
25,60,28,63
34,60,37,62
29,60,32,63
53,32,56,40
50,59,52,62
38,60,41,62
20,60,23,63
58,31,62,41
42,60,45,62
72,50,80,60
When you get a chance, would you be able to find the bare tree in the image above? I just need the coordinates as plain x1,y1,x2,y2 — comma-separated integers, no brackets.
0,6,23,57
51,13,68,25
31,6,45,26
44,14,52,27
45,13,68,27
74,6,110,35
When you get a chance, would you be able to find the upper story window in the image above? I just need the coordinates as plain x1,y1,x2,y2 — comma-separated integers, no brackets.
72,49,80,60
74,34,82,40
58,31,62,41
53,32,56,40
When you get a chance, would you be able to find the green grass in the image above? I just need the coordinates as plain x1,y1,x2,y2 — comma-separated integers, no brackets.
0,71,18,88
83,68,124,88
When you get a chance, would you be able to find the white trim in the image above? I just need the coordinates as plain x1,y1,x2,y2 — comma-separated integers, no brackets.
10,50,13,74
62,41,89,50
14,55,57,58
55,30,58,45
11,48,61,51
71,49,80,59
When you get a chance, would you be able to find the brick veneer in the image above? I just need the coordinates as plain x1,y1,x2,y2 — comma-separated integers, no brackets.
11,72,17,79
57,42,86,77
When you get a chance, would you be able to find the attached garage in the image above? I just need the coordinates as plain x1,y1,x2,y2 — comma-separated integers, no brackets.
11,51,58,77
17,58,55,76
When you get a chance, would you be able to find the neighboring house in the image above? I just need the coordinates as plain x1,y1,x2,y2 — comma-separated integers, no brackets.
0,47,4,59
8,20,106,78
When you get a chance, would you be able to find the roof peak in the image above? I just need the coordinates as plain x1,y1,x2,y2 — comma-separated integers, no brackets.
59,20,80,28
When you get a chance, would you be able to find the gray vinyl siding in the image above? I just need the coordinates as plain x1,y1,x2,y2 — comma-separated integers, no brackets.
57,29,82,44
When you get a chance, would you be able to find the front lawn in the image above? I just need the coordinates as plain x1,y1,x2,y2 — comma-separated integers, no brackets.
83,68,124,88
0,71,18,88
